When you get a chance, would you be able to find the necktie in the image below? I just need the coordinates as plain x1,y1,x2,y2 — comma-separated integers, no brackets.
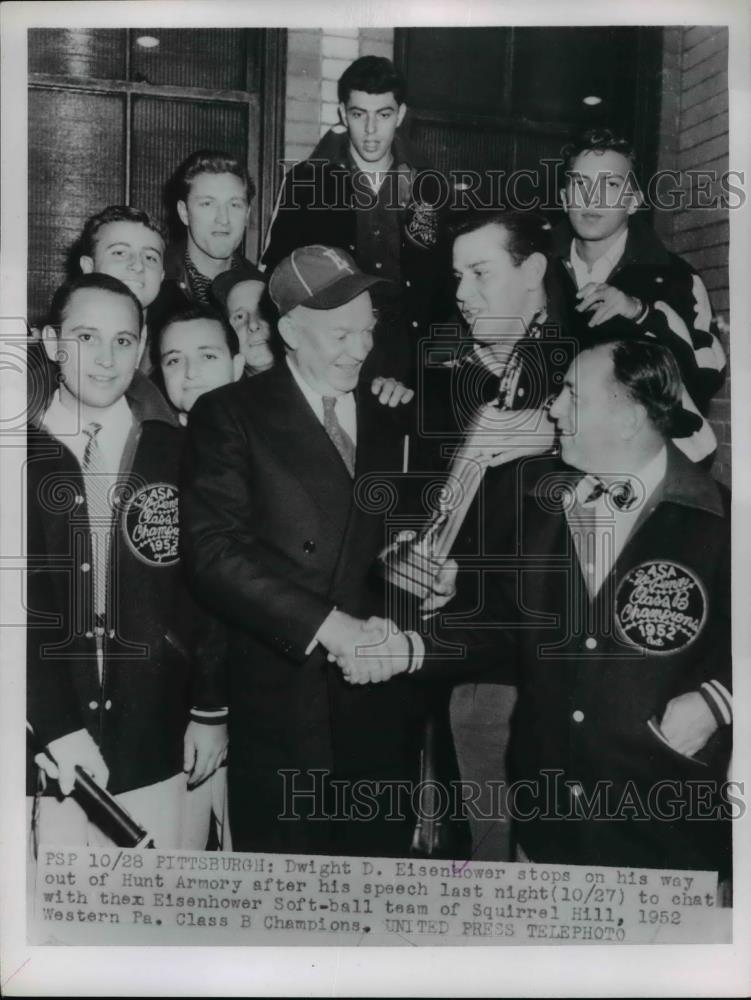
322,395,356,477
581,475,636,511
82,421,112,622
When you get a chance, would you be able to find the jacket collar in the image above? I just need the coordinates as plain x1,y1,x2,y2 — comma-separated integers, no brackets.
529,442,724,518
551,216,673,271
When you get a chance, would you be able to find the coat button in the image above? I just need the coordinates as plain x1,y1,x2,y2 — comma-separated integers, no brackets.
104,699,112,710
375,262,383,269
85,631,94,639
88,700,98,710
412,321,419,328
572,710,585,723
74,495,84,505
303,540,316,554
571,783,582,797
405,280,411,288
80,563,91,573
108,629,116,639
585,637,597,650
517,387,525,397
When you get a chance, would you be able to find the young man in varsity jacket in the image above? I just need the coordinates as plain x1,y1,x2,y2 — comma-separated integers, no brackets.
27,273,227,848
261,56,454,385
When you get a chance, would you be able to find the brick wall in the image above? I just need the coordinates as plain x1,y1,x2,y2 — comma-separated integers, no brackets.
284,28,394,163
655,26,730,485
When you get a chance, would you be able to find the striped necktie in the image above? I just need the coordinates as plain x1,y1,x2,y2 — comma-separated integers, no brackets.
82,421,112,622
322,395,356,478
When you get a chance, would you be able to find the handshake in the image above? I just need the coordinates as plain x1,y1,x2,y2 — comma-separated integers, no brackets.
317,609,417,686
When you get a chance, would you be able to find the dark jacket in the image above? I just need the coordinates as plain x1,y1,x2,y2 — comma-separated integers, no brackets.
26,373,226,795
549,218,727,460
261,129,455,382
430,445,732,872
180,363,422,854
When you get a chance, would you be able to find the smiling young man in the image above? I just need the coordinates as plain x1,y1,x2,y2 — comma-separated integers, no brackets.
262,56,452,384
148,150,258,340
28,273,228,850
550,128,727,463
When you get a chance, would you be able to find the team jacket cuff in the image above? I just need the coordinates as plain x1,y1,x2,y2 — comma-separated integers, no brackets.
190,707,229,724
698,680,732,727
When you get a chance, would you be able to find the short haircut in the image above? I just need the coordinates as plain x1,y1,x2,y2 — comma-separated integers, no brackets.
594,338,683,437
449,209,552,265
77,205,165,260
151,304,240,369
171,150,256,205
338,56,406,105
560,127,638,175
47,272,143,332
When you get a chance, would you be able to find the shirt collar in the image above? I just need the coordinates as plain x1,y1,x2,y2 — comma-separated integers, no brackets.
574,446,667,509
569,227,628,284
285,355,353,413
43,389,132,439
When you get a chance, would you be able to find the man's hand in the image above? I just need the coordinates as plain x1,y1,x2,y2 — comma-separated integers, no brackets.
183,721,228,788
371,376,414,407
336,617,413,685
468,405,556,468
423,556,458,613
37,728,109,796
576,282,643,327
659,692,719,758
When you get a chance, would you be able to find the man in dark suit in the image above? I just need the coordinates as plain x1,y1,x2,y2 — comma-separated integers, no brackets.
180,245,433,856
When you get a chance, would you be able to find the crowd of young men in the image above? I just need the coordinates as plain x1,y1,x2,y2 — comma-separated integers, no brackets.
26,55,732,878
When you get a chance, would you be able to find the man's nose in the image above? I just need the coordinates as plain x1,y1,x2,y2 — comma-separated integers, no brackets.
184,357,198,380
129,252,144,273
364,114,376,135
455,273,471,306
95,341,114,366
349,330,372,361
247,312,261,333
215,202,229,223
548,390,565,420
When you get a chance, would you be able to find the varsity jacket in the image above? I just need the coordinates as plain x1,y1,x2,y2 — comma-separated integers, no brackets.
26,373,227,795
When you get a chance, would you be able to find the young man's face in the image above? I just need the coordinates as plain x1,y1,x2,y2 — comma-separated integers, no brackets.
44,287,142,411
160,318,243,413
177,172,249,263
562,149,640,245
80,220,165,309
339,90,406,165
549,345,631,471
226,279,274,371
281,292,375,396
452,223,534,341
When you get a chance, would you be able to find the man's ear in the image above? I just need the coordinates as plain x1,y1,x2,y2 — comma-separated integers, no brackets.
621,399,648,440
396,103,407,128
625,184,644,217
232,353,245,381
41,324,60,363
177,200,189,228
277,314,299,352
522,251,547,290
79,255,95,275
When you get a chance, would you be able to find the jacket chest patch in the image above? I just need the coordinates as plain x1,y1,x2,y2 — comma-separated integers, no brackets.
615,560,707,654
122,482,179,566
405,200,439,249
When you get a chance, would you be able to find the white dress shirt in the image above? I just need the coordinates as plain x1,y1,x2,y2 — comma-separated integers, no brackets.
286,356,357,444
567,446,668,598
42,390,134,473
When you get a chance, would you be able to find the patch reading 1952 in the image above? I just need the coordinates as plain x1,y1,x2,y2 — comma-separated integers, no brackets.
122,483,179,566
615,560,707,654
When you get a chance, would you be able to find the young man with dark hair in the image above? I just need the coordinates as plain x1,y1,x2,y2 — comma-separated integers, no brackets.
75,205,167,374
154,304,245,421
262,56,453,384
551,126,727,463
149,149,258,337
27,273,227,848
